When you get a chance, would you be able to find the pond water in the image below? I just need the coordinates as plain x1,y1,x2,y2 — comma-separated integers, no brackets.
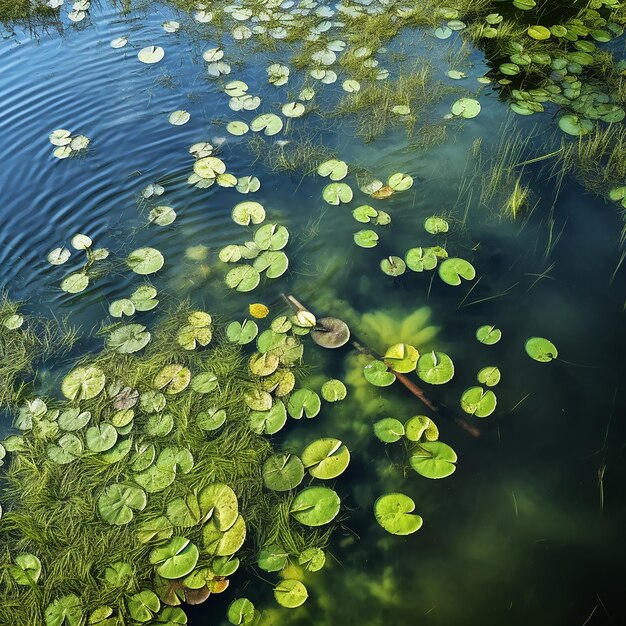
1,2,625,625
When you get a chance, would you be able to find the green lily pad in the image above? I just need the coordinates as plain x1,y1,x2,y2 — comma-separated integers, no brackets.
317,159,348,181
203,514,246,556
109,299,135,318
3,313,24,329
558,114,593,136
47,433,83,464
476,325,502,345
301,438,350,479
197,408,227,431
166,494,201,527
248,352,280,377
274,580,308,609
104,561,132,587
154,365,191,394
198,483,239,531
191,372,219,394
57,408,91,431
416,351,454,384
155,607,187,625
374,493,423,535
130,285,158,311
354,229,379,248
140,390,166,414
380,256,406,276
98,483,147,525
528,24,551,40
253,250,289,278
298,547,325,572
108,324,151,353
352,204,378,223
388,173,413,191
254,223,289,250
287,389,321,418
249,401,287,435
373,418,405,443
232,201,266,226
438,258,476,285
61,366,105,401
282,102,305,118
45,594,83,626
262,454,305,491
149,536,199,579
61,273,89,294
127,248,164,275
322,182,353,205
227,121,249,136
226,320,258,345
86,423,118,452
149,206,176,226
10,553,42,585
321,379,347,402
244,388,273,411
525,336,558,362
405,247,438,271
250,113,284,136
404,415,439,442
225,266,261,292
127,590,160,622
363,360,395,387
451,97,481,118
460,386,497,417
384,343,419,373
410,441,457,479
477,366,501,386
194,156,226,179
424,216,449,234
227,598,256,625
258,543,289,572
290,486,340,526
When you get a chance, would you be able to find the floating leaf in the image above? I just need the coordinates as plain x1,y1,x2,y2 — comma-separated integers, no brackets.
323,182,353,205
460,386,497,417
424,216,449,234
476,325,502,345
405,247,438,272
198,484,238,531
47,247,71,265
98,483,147,525
47,434,83,464
227,121,249,136
226,320,258,345
477,366,501,386
45,594,83,626
227,598,256,626
384,343,419,373
388,173,413,191
301,438,350,479
438,258,475,286
410,441,457,479
254,224,289,250
274,580,308,609
262,454,304,491
149,206,176,226
194,157,226,179
525,337,558,362
150,537,199,579
363,360,395,387
71,233,92,250
317,159,348,181
373,418,405,443
10,554,42,585
61,273,89,294
451,97,481,118
191,372,219,394
250,113,283,136
558,115,593,136
154,365,191,394
528,25,551,40
225,266,260,292
354,230,379,248
127,590,160,622
138,46,165,64
321,379,347,402
253,251,289,278
282,102,305,118
232,201,265,226
86,423,118,452
258,543,289,572
249,401,287,435
298,547,325,572
168,110,190,126
404,415,439,442
290,486,340,526
380,256,406,277
249,303,269,318
416,351,454,385
61,366,105,401
108,324,151,353
374,493,423,535
287,389,321,419
127,248,164,275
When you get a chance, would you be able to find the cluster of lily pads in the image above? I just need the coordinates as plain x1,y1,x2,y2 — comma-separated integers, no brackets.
48,128,90,160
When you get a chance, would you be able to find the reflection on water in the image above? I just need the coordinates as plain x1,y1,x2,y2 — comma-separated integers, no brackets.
1,1,625,625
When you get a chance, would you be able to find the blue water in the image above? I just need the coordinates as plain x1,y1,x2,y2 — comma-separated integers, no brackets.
1,2,625,625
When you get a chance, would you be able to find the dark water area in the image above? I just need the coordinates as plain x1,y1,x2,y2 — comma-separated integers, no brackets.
0,2,625,625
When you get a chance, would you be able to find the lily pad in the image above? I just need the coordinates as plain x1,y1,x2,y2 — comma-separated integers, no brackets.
410,441,457,479
253,251,289,278
416,351,454,385
354,230,379,248
290,486,340,526
477,366,501,386
198,484,238,530
363,360,395,387
154,365,191,394
405,247,438,272
250,113,283,136
10,553,42,585
127,590,160,622
404,415,439,442
149,206,176,226
388,173,413,191
138,46,164,64
317,159,348,181
258,543,289,572
98,483,147,525
150,536,199,579
558,114,593,136
451,97,481,118
227,598,256,625
373,418,405,443
298,547,325,572
374,493,423,535
226,320,258,344
301,438,350,479
262,454,304,491
191,372,219,394
254,224,289,250
61,273,89,294
61,366,105,401
108,324,151,353
47,247,71,265
169,110,190,126
525,336,558,362
323,182,353,205
58,408,91,431
321,379,347,402
424,216,449,234
476,325,502,345
287,389,321,419
380,256,406,277
438,258,475,286
47,433,83,464
225,266,261,292
460,386,497,417
45,594,83,626
127,248,164,275
384,343,419,373
86,423,118,452
232,201,265,226
249,401,287,435
194,157,226,179
274,580,308,609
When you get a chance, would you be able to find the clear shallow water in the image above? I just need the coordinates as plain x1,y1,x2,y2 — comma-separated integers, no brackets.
1,3,625,626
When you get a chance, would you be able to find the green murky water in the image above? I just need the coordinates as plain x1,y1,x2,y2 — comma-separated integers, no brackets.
1,2,625,625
